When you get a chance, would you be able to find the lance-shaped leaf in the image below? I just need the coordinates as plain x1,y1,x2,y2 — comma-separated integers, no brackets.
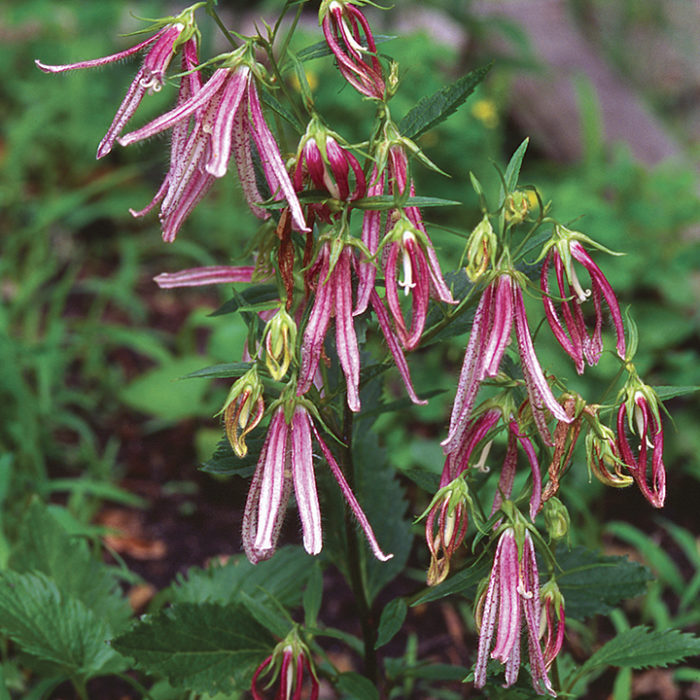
399,64,492,140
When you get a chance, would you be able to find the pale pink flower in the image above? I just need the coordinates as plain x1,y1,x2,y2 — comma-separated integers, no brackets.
475,528,555,696
242,404,391,563
320,0,385,99
36,21,192,159
541,239,626,374
118,50,308,239
154,265,255,288
443,274,571,453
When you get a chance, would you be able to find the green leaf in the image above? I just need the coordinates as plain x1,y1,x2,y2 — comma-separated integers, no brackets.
259,87,304,132
335,671,380,700
210,285,279,317
375,598,407,649
239,591,291,638
181,361,253,380
579,627,700,675
303,562,323,628
399,64,492,140
0,571,120,677
9,500,130,632
411,561,489,607
555,545,653,620
112,603,272,694
171,546,312,610
199,437,258,478
352,194,462,210
652,385,700,401
119,356,213,421
502,137,529,195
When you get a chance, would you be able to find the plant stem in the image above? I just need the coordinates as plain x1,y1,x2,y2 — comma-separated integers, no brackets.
72,677,89,700
341,402,379,687
207,3,238,49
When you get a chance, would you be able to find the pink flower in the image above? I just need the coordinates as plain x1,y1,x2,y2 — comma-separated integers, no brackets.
293,121,366,223
251,631,319,700
541,233,626,374
298,242,361,412
153,265,255,288
443,275,571,453
474,528,555,696
320,0,385,99
242,404,392,563
540,580,566,672
36,18,195,159
117,46,308,239
616,390,666,508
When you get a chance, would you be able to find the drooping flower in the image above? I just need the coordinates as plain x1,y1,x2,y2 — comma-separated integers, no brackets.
35,6,202,159
242,403,392,563
297,241,361,412
293,118,366,223
540,579,566,672
474,527,555,696
153,265,255,288
251,628,319,700
541,227,626,374
616,386,666,508
443,274,572,454
320,0,385,99
117,44,308,240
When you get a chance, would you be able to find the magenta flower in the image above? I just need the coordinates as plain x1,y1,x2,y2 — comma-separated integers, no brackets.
320,0,385,99
298,242,361,411
117,47,308,239
36,16,196,159
251,630,319,700
540,580,566,672
616,390,666,508
490,419,543,522
443,274,571,453
475,528,555,696
541,232,626,374
242,404,391,563
293,120,366,222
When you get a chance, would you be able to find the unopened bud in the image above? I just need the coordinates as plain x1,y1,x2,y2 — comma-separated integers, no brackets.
543,497,570,541
505,190,530,225
465,214,497,282
221,367,265,458
263,308,297,381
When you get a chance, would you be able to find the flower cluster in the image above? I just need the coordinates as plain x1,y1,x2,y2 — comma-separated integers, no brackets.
36,2,671,696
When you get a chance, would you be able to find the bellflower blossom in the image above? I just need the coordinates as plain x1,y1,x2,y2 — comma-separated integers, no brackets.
474,528,555,696
35,7,202,159
117,45,308,239
242,404,392,563
443,274,571,454
616,388,666,508
541,229,626,374
320,0,385,99
251,629,319,700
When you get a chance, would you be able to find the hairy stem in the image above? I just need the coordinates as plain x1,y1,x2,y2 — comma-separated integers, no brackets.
342,402,379,687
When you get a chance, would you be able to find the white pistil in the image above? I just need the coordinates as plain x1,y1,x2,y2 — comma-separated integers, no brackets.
398,246,416,296
569,264,591,304
473,439,493,473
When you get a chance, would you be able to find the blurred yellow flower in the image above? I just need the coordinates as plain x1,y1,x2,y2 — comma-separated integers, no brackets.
471,98,498,128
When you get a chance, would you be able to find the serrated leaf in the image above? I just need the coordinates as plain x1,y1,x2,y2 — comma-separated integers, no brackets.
171,546,312,610
181,361,253,380
336,671,380,700
579,627,700,675
375,598,407,649
652,385,700,401
399,64,492,140
0,571,120,677
9,500,130,632
112,603,272,694
239,591,291,638
555,545,653,620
